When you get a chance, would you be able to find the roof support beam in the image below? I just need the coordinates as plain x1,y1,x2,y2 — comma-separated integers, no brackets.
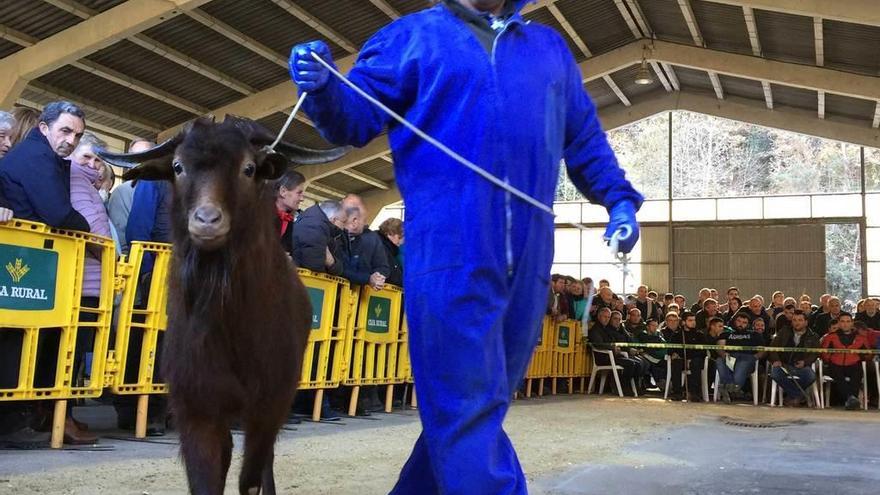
600,91,880,147
818,91,825,119
650,61,673,92
603,75,632,107
624,0,652,37
39,0,256,95
814,17,824,66
267,0,358,53
548,4,592,58
341,169,390,190
703,1,880,28
677,0,704,46
172,39,880,139
709,72,725,100
17,96,147,141
367,0,400,20
186,9,287,67
742,6,762,56
762,81,774,109
873,103,880,129
298,136,391,183
306,181,347,199
612,1,643,38
1,0,211,108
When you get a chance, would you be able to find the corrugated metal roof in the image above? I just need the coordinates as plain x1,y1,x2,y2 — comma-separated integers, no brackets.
611,63,663,100
691,0,752,56
79,0,127,12
143,15,288,92
19,86,159,139
0,0,80,39
770,84,817,112
824,20,880,77
201,0,347,60
585,79,619,108
754,9,815,65
672,66,713,92
0,39,22,59
558,0,636,54
36,65,192,127
824,93,875,122
387,0,432,16
718,74,764,100
316,173,372,195
257,112,338,151
87,39,242,110
356,158,394,181
295,0,391,48
637,0,694,45
523,6,586,61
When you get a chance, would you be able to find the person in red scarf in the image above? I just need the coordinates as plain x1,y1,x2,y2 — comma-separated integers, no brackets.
273,169,306,257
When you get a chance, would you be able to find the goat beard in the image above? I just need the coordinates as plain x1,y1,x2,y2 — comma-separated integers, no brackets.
178,246,236,320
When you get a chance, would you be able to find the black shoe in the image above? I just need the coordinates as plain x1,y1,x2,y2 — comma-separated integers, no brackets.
0,427,50,447
146,419,166,437
845,395,860,410
321,406,342,421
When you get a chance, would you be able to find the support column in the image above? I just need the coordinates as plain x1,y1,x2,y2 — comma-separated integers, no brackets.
0,71,28,110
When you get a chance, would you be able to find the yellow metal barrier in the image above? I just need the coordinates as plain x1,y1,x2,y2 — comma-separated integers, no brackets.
523,317,554,397
550,320,587,395
0,220,115,447
298,269,356,421
345,284,404,416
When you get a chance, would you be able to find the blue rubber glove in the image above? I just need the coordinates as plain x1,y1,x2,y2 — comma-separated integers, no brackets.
289,41,334,93
603,200,640,254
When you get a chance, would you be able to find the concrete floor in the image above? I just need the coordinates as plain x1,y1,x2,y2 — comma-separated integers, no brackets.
531,414,880,494
2,396,879,494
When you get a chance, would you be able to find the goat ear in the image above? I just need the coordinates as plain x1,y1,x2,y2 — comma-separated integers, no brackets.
257,152,291,181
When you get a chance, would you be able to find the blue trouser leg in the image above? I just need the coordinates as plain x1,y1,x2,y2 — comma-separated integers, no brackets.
771,366,816,398
733,353,757,387
716,356,734,385
390,263,547,495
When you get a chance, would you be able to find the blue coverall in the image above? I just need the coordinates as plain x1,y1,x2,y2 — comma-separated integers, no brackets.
297,2,644,493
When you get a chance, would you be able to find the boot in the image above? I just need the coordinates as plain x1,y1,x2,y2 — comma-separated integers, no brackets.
719,383,731,404
845,395,860,410
63,417,98,445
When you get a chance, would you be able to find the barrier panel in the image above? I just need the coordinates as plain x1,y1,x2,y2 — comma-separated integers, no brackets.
0,220,115,447
298,269,356,420
395,314,417,409
523,317,554,397
550,320,588,395
344,284,404,416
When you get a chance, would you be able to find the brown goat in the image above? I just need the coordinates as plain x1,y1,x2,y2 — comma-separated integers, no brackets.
100,117,349,494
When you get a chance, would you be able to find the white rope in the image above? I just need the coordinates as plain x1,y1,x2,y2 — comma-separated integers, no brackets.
270,91,309,151
296,53,633,272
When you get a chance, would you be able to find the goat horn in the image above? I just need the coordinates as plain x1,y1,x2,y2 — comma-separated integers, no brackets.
273,141,352,165
97,137,179,169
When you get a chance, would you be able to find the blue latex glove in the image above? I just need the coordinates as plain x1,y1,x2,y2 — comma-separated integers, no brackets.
289,41,334,93
603,201,640,254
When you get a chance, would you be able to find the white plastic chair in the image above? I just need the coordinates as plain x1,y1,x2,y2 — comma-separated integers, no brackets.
818,359,869,410
768,362,821,408
713,358,759,406
588,349,638,397
663,354,709,402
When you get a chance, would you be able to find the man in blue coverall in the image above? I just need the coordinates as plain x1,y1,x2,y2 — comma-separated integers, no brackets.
290,0,643,492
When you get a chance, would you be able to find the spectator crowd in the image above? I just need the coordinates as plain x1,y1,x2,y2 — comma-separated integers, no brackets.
548,275,880,410
0,101,405,447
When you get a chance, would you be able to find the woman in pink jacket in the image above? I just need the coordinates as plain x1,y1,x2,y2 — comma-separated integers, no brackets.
65,133,112,444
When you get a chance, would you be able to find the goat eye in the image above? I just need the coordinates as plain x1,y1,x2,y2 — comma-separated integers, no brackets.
243,163,256,178
172,161,185,176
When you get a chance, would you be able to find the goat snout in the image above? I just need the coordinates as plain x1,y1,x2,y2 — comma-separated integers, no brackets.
194,205,222,225
188,204,230,248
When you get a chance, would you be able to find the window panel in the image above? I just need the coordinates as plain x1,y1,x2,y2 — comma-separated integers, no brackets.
553,203,581,225
869,262,880,296
637,200,670,223
672,199,716,221
867,228,880,262
554,229,581,263
866,194,880,227
717,198,763,220
763,196,811,219
811,194,862,218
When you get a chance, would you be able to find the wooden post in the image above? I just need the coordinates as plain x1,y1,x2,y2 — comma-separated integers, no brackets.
525,378,532,398
385,384,393,413
569,377,574,394
312,389,324,422
552,377,557,395
538,379,544,396
51,400,67,449
348,386,360,416
410,386,417,409
135,394,149,439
